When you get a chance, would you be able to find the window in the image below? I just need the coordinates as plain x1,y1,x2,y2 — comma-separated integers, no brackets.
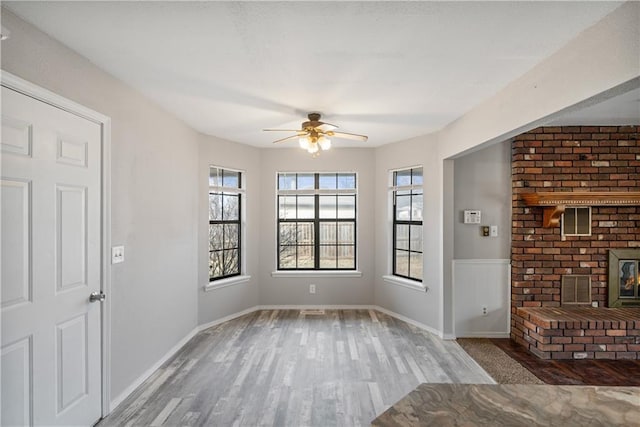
209,167,243,281
392,167,423,281
562,206,591,236
277,172,356,270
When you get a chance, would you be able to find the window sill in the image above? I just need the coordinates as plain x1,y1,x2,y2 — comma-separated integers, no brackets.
382,275,427,292
271,270,363,278
204,275,251,292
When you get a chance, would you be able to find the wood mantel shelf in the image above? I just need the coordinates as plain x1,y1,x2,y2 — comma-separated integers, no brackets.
521,191,640,228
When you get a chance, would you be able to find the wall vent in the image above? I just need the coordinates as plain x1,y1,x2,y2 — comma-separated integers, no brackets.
300,309,325,315
561,275,591,305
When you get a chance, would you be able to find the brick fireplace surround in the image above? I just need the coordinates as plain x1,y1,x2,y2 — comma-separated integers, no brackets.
511,125,640,359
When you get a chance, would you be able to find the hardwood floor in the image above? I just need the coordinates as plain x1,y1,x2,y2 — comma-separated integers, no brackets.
492,339,640,386
100,310,493,427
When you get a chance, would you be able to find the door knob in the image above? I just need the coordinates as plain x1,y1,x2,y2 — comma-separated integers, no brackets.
89,291,106,303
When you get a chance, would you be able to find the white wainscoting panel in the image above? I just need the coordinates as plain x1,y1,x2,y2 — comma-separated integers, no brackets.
453,259,510,338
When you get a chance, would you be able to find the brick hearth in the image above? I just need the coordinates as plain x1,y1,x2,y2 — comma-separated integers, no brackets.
516,307,640,359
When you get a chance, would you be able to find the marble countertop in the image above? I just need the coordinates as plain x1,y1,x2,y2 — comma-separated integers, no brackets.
372,383,640,426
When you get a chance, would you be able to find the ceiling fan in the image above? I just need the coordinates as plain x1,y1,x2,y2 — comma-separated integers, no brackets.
264,112,368,155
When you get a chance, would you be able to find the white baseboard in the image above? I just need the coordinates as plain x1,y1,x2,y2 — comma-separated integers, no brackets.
373,306,444,339
109,326,199,412
198,306,260,332
455,332,510,339
257,304,376,311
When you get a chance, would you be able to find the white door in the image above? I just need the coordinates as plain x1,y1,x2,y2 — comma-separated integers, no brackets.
1,86,103,426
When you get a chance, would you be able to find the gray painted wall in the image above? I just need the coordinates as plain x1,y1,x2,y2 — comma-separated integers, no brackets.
453,141,511,260
1,10,200,400
197,135,260,324
372,137,443,331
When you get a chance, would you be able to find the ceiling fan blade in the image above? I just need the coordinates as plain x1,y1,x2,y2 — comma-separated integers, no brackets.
272,134,302,144
263,128,304,132
316,121,338,130
326,131,368,141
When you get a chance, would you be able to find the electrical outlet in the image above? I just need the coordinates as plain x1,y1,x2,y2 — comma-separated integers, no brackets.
112,246,124,264
309,284,316,294
482,306,488,316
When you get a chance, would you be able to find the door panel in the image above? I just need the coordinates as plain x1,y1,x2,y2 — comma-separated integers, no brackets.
56,185,88,292
1,86,102,426
0,179,31,308
56,313,89,413
0,336,33,426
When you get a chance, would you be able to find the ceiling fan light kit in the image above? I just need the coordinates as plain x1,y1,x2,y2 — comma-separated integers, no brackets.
265,112,367,157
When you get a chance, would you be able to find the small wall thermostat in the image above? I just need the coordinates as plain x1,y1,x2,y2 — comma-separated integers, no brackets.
464,210,481,224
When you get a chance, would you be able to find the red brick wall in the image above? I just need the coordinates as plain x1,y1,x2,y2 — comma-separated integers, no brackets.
511,126,640,339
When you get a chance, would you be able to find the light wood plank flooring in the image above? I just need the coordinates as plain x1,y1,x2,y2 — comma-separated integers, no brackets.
100,309,493,426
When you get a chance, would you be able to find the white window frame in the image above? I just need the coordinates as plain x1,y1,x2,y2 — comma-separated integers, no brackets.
272,171,362,277
561,206,592,237
204,165,250,291
383,166,426,292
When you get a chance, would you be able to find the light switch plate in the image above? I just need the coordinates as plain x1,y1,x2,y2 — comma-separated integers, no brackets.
112,246,124,264
490,225,498,237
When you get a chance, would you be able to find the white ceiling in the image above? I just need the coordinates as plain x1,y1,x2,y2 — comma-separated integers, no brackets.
5,1,636,148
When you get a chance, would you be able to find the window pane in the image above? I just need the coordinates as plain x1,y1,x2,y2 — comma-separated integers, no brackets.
320,245,337,268
209,193,222,221
410,225,422,252
395,250,409,277
222,194,239,220
337,196,355,219
411,193,423,221
412,168,423,185
223,249,239,275
564,208,576,234
337,222,355,245
279,196,296,219
210,251,223,278
338,173,356,189
396,224,409,250
320,222,337,244
222,170,240,188
297,173,315,190
279,245,296,269
338,245,355,268
319,173,337,189
297,196,315,219
279,223,297,246
209,167,222,187
297,246,315,268
279,174,296,190
297,222,314,245
210,224,224,250
224,224,239,249
319,195,337,218
395,194,411,220
395,170,411,186
409,253,423,280
576,208,590,235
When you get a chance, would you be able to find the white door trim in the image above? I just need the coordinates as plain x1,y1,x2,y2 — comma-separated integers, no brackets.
1,70,113,417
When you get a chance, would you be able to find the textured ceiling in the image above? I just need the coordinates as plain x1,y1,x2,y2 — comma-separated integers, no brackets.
5,1,634,148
